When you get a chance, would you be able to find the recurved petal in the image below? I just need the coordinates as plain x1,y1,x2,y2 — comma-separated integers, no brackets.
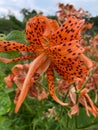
50,16,85,46
15,53,49,113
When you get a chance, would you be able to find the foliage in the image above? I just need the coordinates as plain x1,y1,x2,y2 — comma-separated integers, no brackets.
0,18,20,34
6,30,28,44
0,4,98,130
8,14,24,29
90,16,98,27
20,8,38,23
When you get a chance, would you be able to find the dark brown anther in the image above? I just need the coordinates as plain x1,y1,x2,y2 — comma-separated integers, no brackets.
34,73,40,80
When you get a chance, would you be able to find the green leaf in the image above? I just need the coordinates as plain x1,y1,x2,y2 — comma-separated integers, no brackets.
76,107,98,129
0,116,13,130
6,30,28,44
0,88,11,115
0,34,6,40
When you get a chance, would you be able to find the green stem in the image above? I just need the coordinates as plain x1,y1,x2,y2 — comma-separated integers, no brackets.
77,122,98,129
23,101,33,114
78,64,98,93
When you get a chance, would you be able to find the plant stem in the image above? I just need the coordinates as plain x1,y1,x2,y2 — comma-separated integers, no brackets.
79,64,98,93
23,101,33,114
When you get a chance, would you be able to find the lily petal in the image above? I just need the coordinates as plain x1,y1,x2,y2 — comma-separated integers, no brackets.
15,53,48,112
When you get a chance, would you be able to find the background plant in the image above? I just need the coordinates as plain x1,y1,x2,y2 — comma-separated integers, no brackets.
0,3,98,130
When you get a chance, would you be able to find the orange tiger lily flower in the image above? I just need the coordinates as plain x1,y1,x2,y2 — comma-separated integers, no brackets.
0,15,93,113
68,87,98,117
57,3,89,24
4,63,49,104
